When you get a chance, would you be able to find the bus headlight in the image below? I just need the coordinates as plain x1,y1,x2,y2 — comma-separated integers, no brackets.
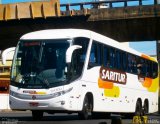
51,87,73,98
10,90,18,97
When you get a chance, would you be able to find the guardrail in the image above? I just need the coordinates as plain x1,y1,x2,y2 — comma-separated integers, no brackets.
0,0,159,21
60,0,160,17
60,0,159,11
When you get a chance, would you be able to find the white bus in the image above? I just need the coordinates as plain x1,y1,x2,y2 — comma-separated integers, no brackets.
9,29,159,120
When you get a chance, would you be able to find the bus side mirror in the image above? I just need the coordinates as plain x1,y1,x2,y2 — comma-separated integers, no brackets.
66,45,82,63
2,47,15,65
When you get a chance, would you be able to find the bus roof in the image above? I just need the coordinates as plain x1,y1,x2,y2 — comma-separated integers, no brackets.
20,29,157,62
20,29,91,40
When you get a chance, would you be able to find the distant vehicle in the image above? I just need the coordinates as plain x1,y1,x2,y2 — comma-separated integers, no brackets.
9,29,159,120
0,47,15,94
98,0,109,8
92,0,109,9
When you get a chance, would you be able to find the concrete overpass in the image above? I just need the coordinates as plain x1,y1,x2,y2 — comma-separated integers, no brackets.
0,0,160,51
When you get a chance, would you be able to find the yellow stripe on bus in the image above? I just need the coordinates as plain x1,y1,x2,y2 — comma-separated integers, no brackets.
104,86,120,98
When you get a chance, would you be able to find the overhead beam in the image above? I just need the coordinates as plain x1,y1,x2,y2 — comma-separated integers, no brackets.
0,1,160,49
0,0,60,21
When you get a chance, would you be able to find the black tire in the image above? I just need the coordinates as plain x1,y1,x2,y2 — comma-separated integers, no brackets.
135,100,142,116
123,101,142,119
143,102,148,115
124,101,142,119
32,110,44,121
78,96,92,120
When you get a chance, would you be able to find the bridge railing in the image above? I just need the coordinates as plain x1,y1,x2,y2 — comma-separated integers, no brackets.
60,0,160,17
0,0,159,21
60,0,159,11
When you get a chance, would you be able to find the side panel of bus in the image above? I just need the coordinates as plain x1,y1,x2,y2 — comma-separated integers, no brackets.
80,38,159,114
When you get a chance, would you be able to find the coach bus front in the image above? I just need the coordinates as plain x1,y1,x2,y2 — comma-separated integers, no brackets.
9,38,89,119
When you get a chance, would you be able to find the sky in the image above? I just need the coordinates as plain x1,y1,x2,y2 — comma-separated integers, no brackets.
0,0,157,55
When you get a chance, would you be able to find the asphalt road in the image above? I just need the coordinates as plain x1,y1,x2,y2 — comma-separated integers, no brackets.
0,111,160,124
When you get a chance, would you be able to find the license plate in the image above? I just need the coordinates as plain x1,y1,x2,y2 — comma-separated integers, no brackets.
29,102,39,107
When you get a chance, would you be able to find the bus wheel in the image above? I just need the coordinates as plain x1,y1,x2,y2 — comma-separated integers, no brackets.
135,100,142,116
143,101,148,115
78,96,92,120
32,110,44,121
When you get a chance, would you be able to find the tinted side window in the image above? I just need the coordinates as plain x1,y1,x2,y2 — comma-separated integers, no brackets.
115,50,122,70
103,45,110,67
110,48,115,68
152,62,158,79
136,57,149,77
72,37,89,78
122,52,127,71
73,37,89,59
88,41,102,69
132,55,137,74
146,60,152,77
127,54,132,73
127,54,137,74
97,43,102,65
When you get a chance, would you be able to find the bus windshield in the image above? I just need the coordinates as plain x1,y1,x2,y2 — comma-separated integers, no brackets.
11,39,70,88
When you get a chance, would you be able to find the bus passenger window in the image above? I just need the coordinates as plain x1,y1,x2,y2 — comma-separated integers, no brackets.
103,46,110,67
73,37,89,64
90,52,96,63
97,43,102,65
110,48,115,68
152,62,158,78
72,37,89,77
131,56,137,74
146,61,152,77
127,54,132,73
140,59,146,76
127,54,137,73
88,43,96,68
122,52,127,71
115,50,122,70
88,41,102,69
136,58,145,76
137,63,142,75
142,61,147,76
